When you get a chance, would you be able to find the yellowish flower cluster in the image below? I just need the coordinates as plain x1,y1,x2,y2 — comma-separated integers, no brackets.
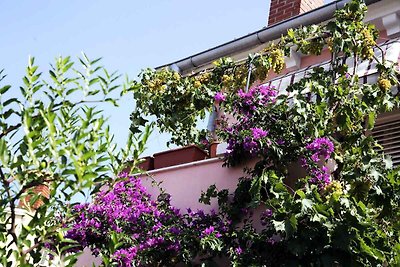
221,74,232,85
145,79,166,93
323,180,343,197
378,77,392,91
194,80,202,88
269,47,285,73
253,61,269,82
327,37,333,52
194,72,212,88
142,69,182,94
360,28,376,60
233,65,249,88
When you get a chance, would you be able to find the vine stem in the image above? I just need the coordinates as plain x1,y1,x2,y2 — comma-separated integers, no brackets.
0,167,19,251
0,124,21,139
351,54,359,86
22,242,40,256
1,168,55,262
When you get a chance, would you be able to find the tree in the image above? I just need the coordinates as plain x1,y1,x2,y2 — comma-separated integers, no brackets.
0,54,149,266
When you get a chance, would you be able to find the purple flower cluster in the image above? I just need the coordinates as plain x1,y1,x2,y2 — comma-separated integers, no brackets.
202,226,222,238
214,91,226,102
222,85,278,165
203,226,215,236
260,209,273,226
303,137,335,187
65,173,231,266
225,127,269,158
112,247,138,267
187,208,230,239
65,173,183,265
243,137,259,155
235,246,243,255
305,137,334,162
309,166,331,185
236,85,277,116
251,128,268,140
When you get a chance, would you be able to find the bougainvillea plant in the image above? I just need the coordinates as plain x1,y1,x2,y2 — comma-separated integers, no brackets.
65,0,400,266
64,173,232,266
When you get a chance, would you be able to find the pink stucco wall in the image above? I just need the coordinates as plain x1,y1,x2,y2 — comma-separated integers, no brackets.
141,157,253,212
75,248,102,267
139,156,273,235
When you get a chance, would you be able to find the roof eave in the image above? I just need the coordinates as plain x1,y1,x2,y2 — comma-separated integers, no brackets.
156,0,381,74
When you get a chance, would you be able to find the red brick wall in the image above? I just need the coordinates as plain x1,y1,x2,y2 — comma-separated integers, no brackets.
19,184,50,210
268,0,324,26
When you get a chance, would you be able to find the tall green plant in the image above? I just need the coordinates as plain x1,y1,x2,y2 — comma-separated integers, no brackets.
0,55,150,266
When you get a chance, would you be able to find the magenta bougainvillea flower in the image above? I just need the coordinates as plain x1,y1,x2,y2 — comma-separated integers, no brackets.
303,137,335,187
65,173,231,266
251,128,268,140
214,91,226,102
306,137,334,162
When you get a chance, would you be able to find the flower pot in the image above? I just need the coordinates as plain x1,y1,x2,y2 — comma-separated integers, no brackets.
121,157,154,173
153,145,209,169
138,156,154,171
209,142,220,158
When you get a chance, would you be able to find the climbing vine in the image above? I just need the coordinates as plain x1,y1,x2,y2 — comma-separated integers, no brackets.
129,0,395,148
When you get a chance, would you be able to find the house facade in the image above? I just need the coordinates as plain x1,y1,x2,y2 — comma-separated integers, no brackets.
69,0,400,265
141,0,400,213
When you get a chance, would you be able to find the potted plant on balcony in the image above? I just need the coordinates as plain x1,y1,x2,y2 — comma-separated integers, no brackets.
153,145,208,169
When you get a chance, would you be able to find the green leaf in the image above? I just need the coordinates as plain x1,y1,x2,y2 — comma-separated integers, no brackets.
49,70,57,80
287,28,295,38
0,139,9,163
3,98,19,106
295,190,306,199
2,109,14,119
359,238,384,260
63,62,74,73
20,143,28,155
83,172,97,181
367,111,375,129
0,85,11,95
315,203,330,217
285,215,298,238
383,156,392,169
89,77,99,86
249,176,262,206
301,198,313,214
105,98,118,107
272,220,286,232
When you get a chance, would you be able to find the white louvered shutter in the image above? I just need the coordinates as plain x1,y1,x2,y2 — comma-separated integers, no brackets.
372,112,400,166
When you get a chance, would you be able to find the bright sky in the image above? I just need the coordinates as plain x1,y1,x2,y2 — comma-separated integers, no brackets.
0,0,332,156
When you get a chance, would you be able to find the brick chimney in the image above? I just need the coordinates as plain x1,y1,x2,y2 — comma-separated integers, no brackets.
268,0,324,26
